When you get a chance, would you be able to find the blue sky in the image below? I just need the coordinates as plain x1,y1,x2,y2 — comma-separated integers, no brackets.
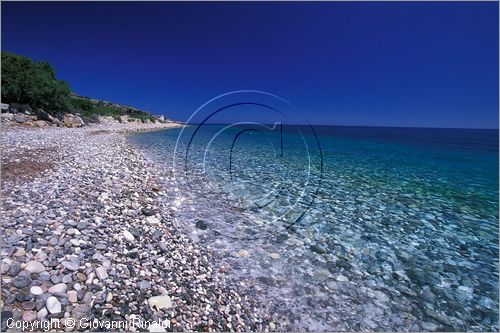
2,1,498,128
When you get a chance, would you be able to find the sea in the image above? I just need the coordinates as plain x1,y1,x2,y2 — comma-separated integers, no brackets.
129,125,499,331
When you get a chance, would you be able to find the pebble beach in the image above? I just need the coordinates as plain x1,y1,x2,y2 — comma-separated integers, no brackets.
0,122,274,332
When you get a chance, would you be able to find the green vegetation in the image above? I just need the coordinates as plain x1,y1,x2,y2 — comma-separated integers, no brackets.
1,52,157,123
72,97,156,123
73,99,122,122
1,52,73,114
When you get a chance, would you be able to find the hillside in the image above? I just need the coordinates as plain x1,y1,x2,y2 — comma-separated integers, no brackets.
69,94,159,124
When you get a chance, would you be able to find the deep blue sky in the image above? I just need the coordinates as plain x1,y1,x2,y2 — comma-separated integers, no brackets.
2,1,498,128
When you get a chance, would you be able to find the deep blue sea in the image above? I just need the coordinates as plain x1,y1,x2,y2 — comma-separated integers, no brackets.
130,125,499,331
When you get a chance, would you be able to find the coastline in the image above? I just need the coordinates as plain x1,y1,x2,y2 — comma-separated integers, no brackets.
0,122,272,331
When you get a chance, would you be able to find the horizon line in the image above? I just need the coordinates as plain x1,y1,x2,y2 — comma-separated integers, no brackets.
186,122,499,131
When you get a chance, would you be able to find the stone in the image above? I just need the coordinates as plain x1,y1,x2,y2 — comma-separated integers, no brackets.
123,230,135,242
9,262,22,276
269,252,280,260
46,296,62,314
37,307,48,320
51,275,62,284
34,109,55,122
137,281,151,290
479,296,494,309
95,243,107,250
37,272,50,282
336,275,349,282
22,311,37,322
1,311,13,328
76,221,87,230
82,292,93,304
422,321,439,331
35,295,48,311
30,286,44,296
92,252,105,262
145,216,160,224
95,266,108,280
309,244,327,254
129,227,141,237
195,220,208,230
141,207,157,216
151,230,162,240
62,114,85,128
1,113,14,122
127,251,139,259
13,248,26,257
12,276,32,288
62,274,72,284
158,242,168,253
71,305,90,329
1,261,10,275
15,293,29,302
238,249,249,258
14,114,30,123
67,291,78,303
34,120,49,128
148,295,172,310
25,261,46,274
49,283,67,293
336,258,351,270
61,261,79,271
21,301,36,310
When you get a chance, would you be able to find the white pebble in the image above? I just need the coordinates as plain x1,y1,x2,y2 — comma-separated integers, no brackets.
30,286,43,295
123,230,135,242
46,296,61,314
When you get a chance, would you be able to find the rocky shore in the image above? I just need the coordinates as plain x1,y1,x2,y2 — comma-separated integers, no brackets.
1,122,272,332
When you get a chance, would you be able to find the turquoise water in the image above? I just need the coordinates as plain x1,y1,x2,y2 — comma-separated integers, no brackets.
130,125,498,331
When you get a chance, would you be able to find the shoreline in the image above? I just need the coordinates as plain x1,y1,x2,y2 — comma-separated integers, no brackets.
0,123,272,332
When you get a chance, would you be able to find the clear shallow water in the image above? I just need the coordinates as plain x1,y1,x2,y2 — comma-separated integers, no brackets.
130,125,499,331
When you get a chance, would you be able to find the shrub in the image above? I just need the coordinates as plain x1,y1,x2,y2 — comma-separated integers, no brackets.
71,97,95,112
1,52,73,115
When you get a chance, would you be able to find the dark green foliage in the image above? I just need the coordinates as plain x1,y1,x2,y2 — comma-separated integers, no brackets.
128,109,155,122
73,98,156,122
93,105,123,119
1,52,32,104
77,104,122,120
1,52,73,114
70,97,95,112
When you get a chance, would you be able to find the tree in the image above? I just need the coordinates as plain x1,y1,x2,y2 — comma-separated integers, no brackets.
1,52,73,114
1,52,32,104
